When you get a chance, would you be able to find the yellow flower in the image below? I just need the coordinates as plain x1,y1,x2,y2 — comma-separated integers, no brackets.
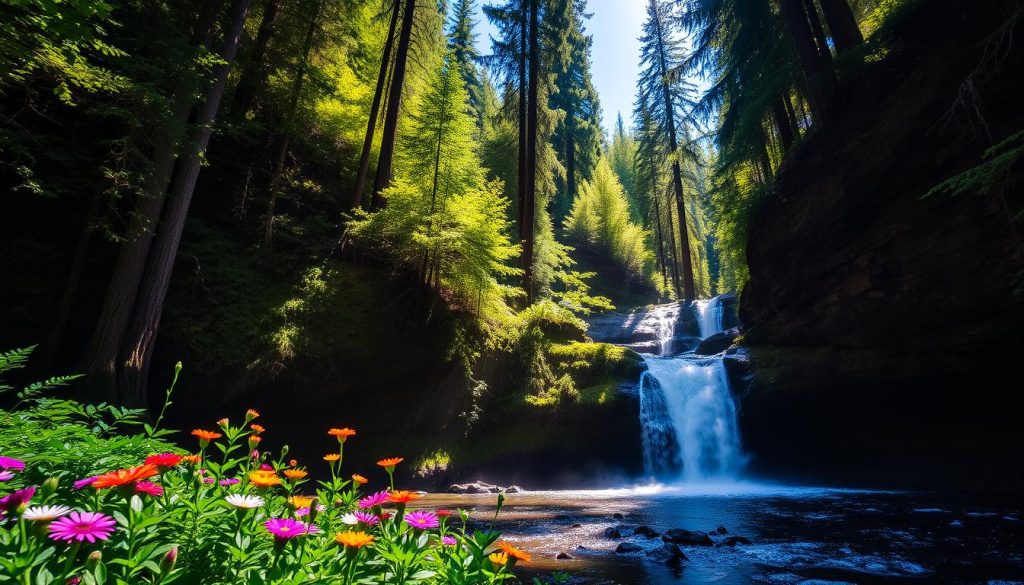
323,454,340,462
334,531,374,548
498,541,532,563
289,495,315,509
488,551,508,566
351,474,368,485
283,469,307,480
248,470,280,487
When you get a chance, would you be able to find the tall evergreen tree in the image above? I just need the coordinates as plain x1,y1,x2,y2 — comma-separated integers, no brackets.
447,0,486,134
371,0,417,209
608,113,640,221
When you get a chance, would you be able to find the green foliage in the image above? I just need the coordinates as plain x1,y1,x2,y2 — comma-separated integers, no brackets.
564,158,655,283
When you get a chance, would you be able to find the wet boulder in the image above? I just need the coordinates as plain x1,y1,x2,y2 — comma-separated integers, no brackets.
634,526,660,538
556,552,573,560
647,543,688,565
695,328,740,356
717,535,752,547
615,543,643,554
662,529,714,546
503,485,523,494
447,481,499,494
603,527,621,539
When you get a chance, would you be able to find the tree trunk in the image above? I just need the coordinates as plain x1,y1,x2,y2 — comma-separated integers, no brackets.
522,0,539,303
517,0,528,242
780,0,833,118
351,0,400,209
565,115,576,226
371,0,416,210
231,0,280,116
783,91,800,135
77,0,225,396
803,0,834,67
817,0,863,54
771,98,795,151
263,0,321,246
663,187,682,296
117,0,251,406
652,4,695,301
650,174,668,292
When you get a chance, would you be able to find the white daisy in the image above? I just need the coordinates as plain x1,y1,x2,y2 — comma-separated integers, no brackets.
225,494,265,509
340,513,359,525
23,505,72,522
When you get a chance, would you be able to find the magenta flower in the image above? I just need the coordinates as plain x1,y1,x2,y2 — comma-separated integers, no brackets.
203,477,215,484
219,478,240,486
358,490,390,509
259,464,273,471
0,471,13,482
264,518,318,541
442,535,457,546
73,476,97,490
49,511,116,543
354,511,380,526
0,486,34,516
0,456,25,471
404,510,440,530
135,481,164,497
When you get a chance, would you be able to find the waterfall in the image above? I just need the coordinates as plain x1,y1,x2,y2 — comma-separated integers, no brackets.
635,296,745,481
694,297,724,338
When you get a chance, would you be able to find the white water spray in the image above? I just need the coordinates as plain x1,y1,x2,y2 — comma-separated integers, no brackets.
694,297,724,338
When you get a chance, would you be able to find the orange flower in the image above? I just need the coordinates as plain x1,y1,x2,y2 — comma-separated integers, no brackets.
92,464,159,489
488,552,508,566
191,429,222,441
323,454,340,462
288,459,298,467
351,474,368,485
248,436,262,450
182,454,202,464
216,418,229,428
246,409,260,421
387,490,420,504
283,469,307,480
248,470,281,487
377,457,403,469
497,542,532,563
334,531,374,548
289,495,315,508
327,428,357,441
250,424,266,434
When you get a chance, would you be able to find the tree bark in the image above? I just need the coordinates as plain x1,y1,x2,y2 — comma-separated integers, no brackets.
779,0,833,119
522,0,539,303
817,0,863,54
564,105,576,226
371,0,416,210
771,98,795,151
263,0,321,246
803,0,834,67
77,0,225,396
652,4,695,301
231,0,280,116
663,186,682,296
650,173,668,292
517,0,528,243
116,0,251,406
351,0,400,209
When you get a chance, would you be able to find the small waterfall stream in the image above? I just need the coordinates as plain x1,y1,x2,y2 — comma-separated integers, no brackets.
636,296,745,481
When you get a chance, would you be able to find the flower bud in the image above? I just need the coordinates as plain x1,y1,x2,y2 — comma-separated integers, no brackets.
86,550,102,569
40,477,59,498
307,498,320,522
289,459,298,467
280,445,289,457
160,546,178,573
216,418,229,429
248,435,262,450
175,361,183,374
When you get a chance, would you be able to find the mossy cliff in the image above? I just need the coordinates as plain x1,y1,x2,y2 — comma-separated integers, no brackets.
738,0,1024,491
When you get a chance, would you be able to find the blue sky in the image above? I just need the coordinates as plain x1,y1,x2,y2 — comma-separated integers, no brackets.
472,0,648,138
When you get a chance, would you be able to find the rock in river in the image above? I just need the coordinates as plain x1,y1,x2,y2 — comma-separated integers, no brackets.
615,543,643,554
662,528,714,546
647,543,688,565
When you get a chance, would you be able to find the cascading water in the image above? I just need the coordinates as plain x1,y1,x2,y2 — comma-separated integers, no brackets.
635,296,745,481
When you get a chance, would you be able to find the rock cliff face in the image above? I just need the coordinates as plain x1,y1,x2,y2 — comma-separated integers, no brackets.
739,0,1024,491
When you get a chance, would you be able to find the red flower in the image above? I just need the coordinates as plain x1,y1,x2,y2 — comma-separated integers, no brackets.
144,454,183,468
92,465,159,489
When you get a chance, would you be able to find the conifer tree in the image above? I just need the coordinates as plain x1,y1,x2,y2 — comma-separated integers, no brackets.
448,0,486,134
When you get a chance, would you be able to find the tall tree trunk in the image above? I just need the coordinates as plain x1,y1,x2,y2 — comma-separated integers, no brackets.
817,0,863,54
263,0,321,246
371,0,416,210
771,98,795,151
117,0,251,406
650,175,668,292
780,0,833,119
783,91,800,135
565,118,576,226
40,191,103,370
522,0,539,303
663,187,682,296
77,1,225,395
351,0,400,209
231,0,280,116
802,0,834,67
517,1,528,242
652,4,695,301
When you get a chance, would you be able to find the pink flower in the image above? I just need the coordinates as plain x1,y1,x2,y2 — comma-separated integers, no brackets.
73,477,97,490
0,456,25,471
144,453,183,468
259,464,273,471
0,471,13,482
49,511,116,543
219,478,240,486
0,486,34,516
404,510,439,530
442,535,457,546
354,511,380,526
203,477,215,484
358,490,389,509
135,481,164,497
264,518,318,541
